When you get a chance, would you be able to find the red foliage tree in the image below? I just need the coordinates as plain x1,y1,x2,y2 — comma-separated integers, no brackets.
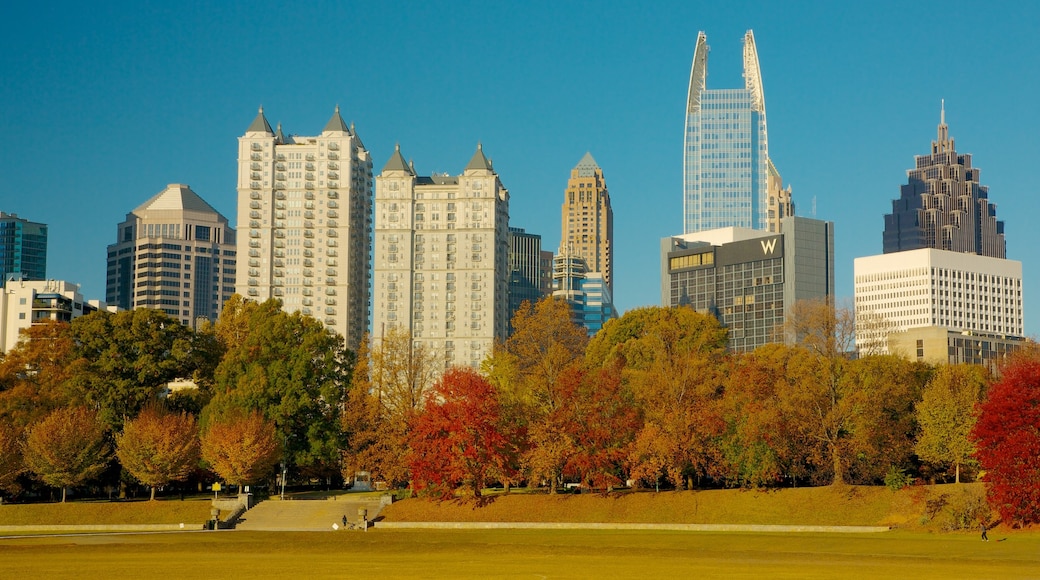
408,367,514,499
973,356,1040,526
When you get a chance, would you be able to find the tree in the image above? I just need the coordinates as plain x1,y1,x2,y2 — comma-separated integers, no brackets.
371,325,438,417
587,306,728,489
973,355,1040,526
0,320,76,429
0,423,24,496
915,364,988,483
116,406,201,500
408,368,514,499
205,298,352,477
201,411,280,488
66,309,206,431
23,407,111,502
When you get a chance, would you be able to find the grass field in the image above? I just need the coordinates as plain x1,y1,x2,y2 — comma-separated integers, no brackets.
1,528,1037,579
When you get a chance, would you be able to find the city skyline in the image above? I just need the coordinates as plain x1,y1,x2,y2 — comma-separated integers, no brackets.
4,2,1040,334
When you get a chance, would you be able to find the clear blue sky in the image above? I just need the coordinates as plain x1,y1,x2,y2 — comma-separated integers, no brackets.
3,1,1039,334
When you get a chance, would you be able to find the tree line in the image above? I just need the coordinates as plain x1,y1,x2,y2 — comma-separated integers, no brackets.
0,295,1038,525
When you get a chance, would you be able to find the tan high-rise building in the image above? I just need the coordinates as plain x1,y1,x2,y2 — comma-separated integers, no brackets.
235,106,373,348
372,144,510,369
560,152,613,294
106,184,235,328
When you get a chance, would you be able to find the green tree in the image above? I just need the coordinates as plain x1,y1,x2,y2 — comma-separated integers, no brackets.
23,407,111,502
201,410,280,488
116,406,201,500
65,309,206,430
916,364,988,483
205,298,352,477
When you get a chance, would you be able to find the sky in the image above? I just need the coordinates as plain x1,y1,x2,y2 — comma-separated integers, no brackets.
3,1,1039,334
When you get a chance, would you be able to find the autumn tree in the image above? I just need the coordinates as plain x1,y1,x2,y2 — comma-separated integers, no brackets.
205,298,352,477
973,355,1040,526
409,368,514,499
915,364,988,483
23,407,111,502
201,410,280,489
587,306,728,489
0,423,24,496
65,309,208,431
371,325,439,416
0,320,76,429
116,406,201,500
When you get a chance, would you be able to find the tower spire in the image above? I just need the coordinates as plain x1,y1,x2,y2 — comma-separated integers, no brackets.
936,99,950,153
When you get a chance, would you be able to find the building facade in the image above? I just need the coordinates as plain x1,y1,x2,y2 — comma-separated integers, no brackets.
0,212,47,283
372,144,510,369
1,278,111,353
887,326,1025,373
508,227,550,334
853,248,1023,353
560,152,613,293
683,30,792,235
662,216,834,352
106,184,236,328
883,104,1005,258
552,251,617,336
235,106,373,348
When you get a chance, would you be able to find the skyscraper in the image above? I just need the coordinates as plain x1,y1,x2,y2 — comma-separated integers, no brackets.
235,106,373,348
508,227,549,334
372,144,510,369
106,184,236,328
683,30,792,235
883,104,1005,258
0,212,47,283
560,152,613,293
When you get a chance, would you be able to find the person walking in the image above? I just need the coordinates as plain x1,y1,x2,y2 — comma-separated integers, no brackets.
980,522,989,541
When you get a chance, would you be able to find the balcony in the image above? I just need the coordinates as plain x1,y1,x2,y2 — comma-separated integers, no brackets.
303,250,314,258
276,154,286,161
325,298,336,305
248,279,258,287
304,220,314,228
325,307,336,315
250,210,261,219
304,211,314,219
273,249,285,258
327,161,338,170
275,211,286,219
248,259,260,267
304,240,314,248
274,231,285,238
327,210,338,218
275,173,286,181
274,240,285,248
303,288,312,295
324,318,337,326
275,191,286,199
273,269,284,277
250,153,262,161
306,154,315,161
328,181,339,189
328,142,340,151
303,269,313,277
305,183,315,190
249,240,261,248
250,172,262,181
302,308,312,316
251,162,262,171
325,278,336,285
326,269,337,277
326,249,338,257
250,191,261,200
305,173,315,181
302,298,313,306
249,220,260,228
251,143,262,151
327,220,338,228
247,288,259,296
274,183,286,191
250,182,262,190
327,171,339,180
273,288,283,296
304,231,314,238
327,152,339,160
273,259,283,268
305,191,315,200
275,163,286,171
327,192,339,200
326,230,338,238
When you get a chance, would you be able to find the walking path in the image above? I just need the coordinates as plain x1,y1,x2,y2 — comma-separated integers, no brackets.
235,497,385,532
374,522,891,533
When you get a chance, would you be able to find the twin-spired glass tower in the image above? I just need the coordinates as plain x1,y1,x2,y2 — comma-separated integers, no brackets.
684,30,786,234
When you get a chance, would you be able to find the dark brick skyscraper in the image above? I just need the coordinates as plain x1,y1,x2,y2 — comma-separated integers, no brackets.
883,104,1005,258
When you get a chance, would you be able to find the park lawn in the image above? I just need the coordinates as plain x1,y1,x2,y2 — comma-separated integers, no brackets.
383,485,922,527
0,528,1037,579
0,499,213,526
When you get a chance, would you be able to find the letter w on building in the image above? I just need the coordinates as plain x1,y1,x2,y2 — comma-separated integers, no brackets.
761,238,778,254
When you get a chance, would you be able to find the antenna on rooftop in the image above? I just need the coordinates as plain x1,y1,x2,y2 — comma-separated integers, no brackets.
812,196,817,218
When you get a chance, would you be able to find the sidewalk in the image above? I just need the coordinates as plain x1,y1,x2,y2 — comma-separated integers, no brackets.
373,522,891,533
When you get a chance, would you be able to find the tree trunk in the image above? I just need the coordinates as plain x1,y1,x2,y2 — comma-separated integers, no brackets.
831,446,845,486
61,486,67,503
150,485,157,501
955,462,960,484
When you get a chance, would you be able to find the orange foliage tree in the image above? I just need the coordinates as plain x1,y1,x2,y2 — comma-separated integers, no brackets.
23,406,111,502
201,411,280,489
409,367,514,499
0,423,24,497
116,406,201,500
0,320,76,429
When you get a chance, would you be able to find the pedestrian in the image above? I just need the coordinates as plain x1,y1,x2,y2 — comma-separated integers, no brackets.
980,522,989,541
342,514,348,528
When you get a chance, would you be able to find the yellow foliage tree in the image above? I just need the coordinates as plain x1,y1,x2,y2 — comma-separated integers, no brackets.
116,406,200,500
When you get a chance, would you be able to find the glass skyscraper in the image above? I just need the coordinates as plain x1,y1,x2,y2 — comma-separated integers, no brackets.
684,30,788,235
0,212,47,283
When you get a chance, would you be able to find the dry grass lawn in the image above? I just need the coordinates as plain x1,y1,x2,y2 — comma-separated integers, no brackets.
0,499,213,526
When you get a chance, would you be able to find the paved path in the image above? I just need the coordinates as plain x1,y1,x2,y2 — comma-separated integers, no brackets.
235,497,385,532
374,522,891,533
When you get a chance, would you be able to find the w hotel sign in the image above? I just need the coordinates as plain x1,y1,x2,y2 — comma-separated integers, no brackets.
715,234,784,267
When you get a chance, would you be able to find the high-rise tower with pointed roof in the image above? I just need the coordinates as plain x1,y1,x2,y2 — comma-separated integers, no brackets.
106,183,236,327
683,30,792,235
560,152,613,295
235,106,373,348
882,104,1006,258
372,144,510,369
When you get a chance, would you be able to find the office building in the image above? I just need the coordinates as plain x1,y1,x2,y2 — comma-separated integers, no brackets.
662,216,834,352
235,106,373,348
106,184,236,328
683,30,793,234
560,152,613,293
552,250,617,336
883,104,1005,258
372,144,510,369
853,248,1023,360
0,212,47,283
508,227,550,334
1,278,112,353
